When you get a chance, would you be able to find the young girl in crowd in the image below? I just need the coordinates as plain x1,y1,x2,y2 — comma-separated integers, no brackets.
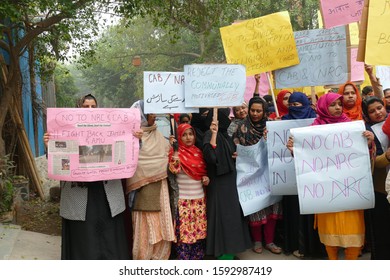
126,100,175,260
227,102,248,137
203,108,252,260
233,97,283,255
288,93,374,260
168,123,209,260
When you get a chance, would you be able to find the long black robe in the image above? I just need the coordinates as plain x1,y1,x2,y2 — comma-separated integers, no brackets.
202,108,251,256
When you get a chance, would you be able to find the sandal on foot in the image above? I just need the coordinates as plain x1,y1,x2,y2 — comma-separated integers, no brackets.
265,243,282,254
293,250,304,259
252,243,263,254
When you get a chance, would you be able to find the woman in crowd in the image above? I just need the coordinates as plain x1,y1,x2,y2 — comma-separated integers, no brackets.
337,82,363,121
179,113,191,124
362,96,390,260
233,97,283,255
288,93,374,260
279,91,324,259
126,100,175,260
190,108,210,151
268,89,291,120
281,91,317,120
203,108,252,260
43,94,142,260
168,123,209,260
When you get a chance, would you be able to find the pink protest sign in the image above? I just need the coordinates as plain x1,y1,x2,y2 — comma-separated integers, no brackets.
320,0,364,29
47,108,140,182
350,47,365,82
244,73,269,102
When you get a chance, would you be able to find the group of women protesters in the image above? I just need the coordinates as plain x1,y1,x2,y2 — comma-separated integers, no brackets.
44,70,390,261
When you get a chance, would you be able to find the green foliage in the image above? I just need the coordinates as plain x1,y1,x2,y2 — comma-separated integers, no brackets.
78,17,204,107
54,63,79,107
0,154,16,213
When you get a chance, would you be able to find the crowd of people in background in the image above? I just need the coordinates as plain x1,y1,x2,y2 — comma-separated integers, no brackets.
43,64,390,261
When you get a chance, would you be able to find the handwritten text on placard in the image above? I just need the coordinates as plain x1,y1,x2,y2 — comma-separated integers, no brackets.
143,71,198,114
236,139,281,216
275,27,347,88
220,11,299,76
320,0,364,29
366,0,390,66
47,108,140,182
184,64,246,107
290,121,374,214
266,118,315,195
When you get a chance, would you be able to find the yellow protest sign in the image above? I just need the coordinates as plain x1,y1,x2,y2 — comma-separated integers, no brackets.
366,0,390,65
220,11,299,76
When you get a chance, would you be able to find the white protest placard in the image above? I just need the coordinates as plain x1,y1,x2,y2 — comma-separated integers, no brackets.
47,108,140,182
290,121,374,214
143,71,198,114
267,118,315,195
376,66,390,91
236,139,282,216
184,64,246,107
371,121,389,152
275,27,348,88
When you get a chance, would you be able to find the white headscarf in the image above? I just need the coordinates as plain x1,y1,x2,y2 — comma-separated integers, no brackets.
130,100,147,126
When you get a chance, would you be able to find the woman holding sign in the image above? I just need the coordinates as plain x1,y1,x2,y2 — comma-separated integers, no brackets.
280,92,324,259
203,108,252,260
233,97,283,255
363,96,390,260
44,94,142,260
287,93,375,260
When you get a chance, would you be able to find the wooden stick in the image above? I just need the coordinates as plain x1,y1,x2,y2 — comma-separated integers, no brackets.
213,107,218,123
266,72,279,117
10,103,44,200
169,114,175,137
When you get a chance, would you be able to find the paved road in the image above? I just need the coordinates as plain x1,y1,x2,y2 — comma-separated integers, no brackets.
1,222,370,260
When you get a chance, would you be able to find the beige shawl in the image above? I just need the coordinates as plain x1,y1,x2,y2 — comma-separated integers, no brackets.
126,124,169,193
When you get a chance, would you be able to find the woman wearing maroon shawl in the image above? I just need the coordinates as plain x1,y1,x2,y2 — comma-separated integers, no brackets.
168,123,209,260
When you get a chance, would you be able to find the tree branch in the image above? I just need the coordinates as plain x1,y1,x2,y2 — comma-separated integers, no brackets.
15,0,93,52
111,51,201,59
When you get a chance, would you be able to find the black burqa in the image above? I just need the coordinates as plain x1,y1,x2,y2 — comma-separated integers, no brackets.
202,108,252,256
191,108,210,150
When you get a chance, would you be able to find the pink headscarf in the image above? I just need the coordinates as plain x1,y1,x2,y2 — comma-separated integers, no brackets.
312,93,350,125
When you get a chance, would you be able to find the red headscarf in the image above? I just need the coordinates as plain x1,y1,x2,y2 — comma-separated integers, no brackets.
337,82,363,121
269,89,290,119
312,93,350,125
169,123,207,180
